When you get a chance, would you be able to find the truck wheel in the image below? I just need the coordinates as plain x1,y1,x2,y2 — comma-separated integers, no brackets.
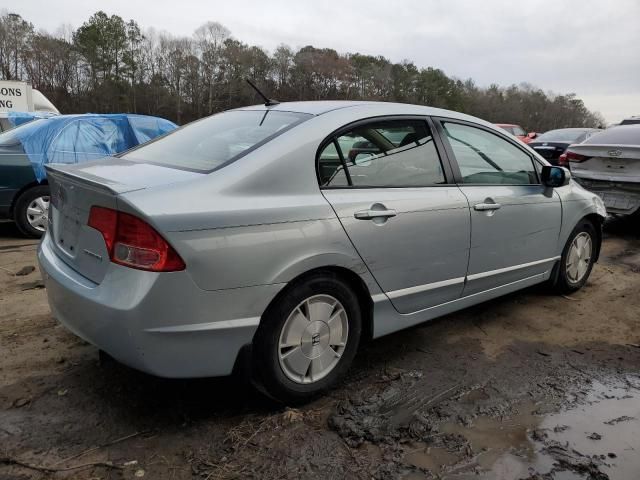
14,185,50,238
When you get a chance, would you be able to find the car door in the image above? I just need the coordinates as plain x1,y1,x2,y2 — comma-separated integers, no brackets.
434,119,561,295
319,117,471,314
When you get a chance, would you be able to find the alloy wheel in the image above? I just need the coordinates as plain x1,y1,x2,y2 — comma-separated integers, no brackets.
26,196,50,232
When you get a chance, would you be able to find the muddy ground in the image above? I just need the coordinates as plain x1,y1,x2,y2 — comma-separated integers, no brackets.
1,218,639,480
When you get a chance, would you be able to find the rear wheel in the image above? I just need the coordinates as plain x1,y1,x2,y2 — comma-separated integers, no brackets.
550,220,597,294
253,272,362,404
14,185,50,238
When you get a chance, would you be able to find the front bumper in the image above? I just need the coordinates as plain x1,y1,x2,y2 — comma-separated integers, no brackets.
38,234,284,378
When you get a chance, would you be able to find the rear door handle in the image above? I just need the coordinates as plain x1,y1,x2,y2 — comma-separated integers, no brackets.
473,203,502,211
354,209,397,220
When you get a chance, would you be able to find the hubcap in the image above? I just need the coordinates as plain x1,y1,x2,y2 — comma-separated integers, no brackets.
566,232,592,283
26,196,50,232
278,294,348,384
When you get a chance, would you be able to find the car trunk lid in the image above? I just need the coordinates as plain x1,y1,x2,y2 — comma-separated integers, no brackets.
569,144,640,182
45,159,203,284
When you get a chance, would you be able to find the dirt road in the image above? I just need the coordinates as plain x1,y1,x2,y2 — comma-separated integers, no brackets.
1,219,639,479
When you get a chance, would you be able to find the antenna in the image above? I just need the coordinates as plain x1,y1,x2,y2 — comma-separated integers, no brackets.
246,79,279,107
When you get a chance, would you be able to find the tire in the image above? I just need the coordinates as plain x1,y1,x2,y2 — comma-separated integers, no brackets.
253,272,362,404
550,220,597,294
13,185,51,238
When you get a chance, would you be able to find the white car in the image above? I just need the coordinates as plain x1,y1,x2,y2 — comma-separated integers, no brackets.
563,125,640,216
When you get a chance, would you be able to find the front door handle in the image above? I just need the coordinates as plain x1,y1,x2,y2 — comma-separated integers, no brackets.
354,209,397,220
474,202,502,211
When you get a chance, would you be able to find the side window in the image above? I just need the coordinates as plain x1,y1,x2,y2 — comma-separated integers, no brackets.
318,119,446,187
318,141,349,187
442,122,539,185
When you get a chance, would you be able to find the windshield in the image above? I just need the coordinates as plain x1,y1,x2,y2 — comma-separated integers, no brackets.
122,110,311,172
535,129,593,143
583,125,640,146
0,118,48,146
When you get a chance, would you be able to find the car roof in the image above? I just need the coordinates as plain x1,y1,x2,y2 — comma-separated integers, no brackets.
234,100,480,122
494,123,520,127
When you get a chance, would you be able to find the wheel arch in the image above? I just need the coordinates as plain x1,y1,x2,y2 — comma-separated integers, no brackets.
583,213,604,262
255,265,375,344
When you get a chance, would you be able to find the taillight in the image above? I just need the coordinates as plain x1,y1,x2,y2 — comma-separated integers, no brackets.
566,151,590,163
88,206,185,272
558,153,568,166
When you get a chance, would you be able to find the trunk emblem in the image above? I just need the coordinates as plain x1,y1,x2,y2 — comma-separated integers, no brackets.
608,149,622,157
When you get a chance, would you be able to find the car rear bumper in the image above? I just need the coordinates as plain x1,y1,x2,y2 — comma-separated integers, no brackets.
38,233,284,378
573,178,640,215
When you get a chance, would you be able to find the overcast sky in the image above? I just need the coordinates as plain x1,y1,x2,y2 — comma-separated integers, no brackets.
14,0,640,123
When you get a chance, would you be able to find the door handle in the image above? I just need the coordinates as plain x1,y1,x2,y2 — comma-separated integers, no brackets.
354,209,397,220
473,203,502,211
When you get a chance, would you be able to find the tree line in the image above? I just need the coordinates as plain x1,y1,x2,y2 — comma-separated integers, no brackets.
0,10,605,130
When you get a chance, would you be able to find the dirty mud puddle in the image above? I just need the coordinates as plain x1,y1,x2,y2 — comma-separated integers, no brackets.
403,379,640,479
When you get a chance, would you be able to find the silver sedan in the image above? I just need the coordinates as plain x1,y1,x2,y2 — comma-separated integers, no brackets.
38,101,607,403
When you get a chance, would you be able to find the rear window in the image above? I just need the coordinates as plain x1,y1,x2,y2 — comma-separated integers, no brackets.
535,129,595,143
122,110,311,172
583,126,640,146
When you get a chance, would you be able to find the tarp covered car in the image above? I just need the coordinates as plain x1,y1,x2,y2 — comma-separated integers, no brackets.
0,113,177,237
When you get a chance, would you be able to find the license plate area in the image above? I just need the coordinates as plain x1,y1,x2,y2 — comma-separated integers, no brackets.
57,210,82,257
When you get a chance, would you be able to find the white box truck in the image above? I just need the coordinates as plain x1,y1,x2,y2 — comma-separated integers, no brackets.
0,80,60,131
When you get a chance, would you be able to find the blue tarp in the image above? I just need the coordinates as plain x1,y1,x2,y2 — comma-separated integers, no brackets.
7,111,58,128
9,113,177,181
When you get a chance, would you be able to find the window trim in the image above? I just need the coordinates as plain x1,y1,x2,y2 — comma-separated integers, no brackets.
432,117,543,187
316,115,456,189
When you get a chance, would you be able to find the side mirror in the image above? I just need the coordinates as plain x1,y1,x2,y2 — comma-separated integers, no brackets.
542,165,571,188
527,132,537,139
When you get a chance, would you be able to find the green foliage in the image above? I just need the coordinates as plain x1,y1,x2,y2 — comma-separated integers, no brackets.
0,11,605,129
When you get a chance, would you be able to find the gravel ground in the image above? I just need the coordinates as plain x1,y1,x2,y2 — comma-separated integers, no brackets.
1,218,639,480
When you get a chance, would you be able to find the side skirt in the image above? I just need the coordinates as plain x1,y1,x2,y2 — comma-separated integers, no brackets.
372,270,551,338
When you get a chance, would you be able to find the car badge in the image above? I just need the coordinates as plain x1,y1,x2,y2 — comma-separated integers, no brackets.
608,149,622,157
543,142,547,146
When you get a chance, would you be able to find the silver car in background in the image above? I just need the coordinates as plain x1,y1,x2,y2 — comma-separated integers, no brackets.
38,101,606,403
563,124,640,216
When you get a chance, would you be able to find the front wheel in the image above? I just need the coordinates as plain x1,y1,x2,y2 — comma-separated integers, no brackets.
13,185,50,238
253,272,362,404
550,220,597,294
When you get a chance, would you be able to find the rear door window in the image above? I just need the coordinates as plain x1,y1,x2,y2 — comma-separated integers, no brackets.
318,119,446,187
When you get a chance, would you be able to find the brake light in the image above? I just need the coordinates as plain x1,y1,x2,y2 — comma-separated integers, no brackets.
566,151,590,163
558,153,568,166
88,206,185,272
